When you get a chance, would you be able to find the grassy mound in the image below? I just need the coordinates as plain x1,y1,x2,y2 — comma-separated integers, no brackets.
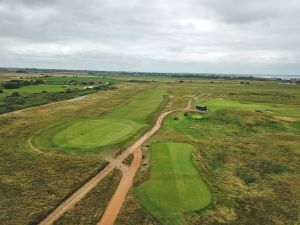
134,142,212,225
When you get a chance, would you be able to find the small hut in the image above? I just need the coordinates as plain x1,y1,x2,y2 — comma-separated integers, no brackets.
196,105,208,112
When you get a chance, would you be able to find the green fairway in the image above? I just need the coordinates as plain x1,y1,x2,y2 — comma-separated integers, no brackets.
197,98,300,117
34,87,166,152
134,142,212,225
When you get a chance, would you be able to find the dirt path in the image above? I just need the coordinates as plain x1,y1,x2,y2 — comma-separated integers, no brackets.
38,99,193,225
97,100,193,225
98,148,142,225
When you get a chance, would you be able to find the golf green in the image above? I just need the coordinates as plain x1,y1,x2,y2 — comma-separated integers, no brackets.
52,119,143,149
135,142,212,225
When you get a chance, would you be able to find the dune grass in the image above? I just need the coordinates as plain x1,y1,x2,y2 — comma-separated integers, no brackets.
34,87,167,153
134,142,212,225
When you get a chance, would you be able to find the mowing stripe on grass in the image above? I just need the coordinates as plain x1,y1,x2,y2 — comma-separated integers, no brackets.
135,142,212,225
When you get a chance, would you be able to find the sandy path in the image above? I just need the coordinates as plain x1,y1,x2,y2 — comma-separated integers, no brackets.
97,100,193,225
98,148,142,225
38,99,192,225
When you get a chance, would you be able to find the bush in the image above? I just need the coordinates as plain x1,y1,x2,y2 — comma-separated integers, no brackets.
184,112,188,116
173,117,179,120
32,79,44,85
0,89,3,93
11,92,20,97
4,81,22,89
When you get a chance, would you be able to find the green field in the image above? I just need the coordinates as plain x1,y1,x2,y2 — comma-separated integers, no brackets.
42,75,117,84
0,84,80,98
197,98,300,117
34,87,167,152
134,142,212,225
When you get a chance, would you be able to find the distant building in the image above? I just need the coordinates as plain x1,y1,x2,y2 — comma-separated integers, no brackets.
196,105,208,112
83,86,94,89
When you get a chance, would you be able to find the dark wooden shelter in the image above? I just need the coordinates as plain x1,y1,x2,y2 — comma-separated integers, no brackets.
196,105,207,111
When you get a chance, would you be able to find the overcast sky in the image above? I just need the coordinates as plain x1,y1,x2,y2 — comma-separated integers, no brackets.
0,0,299,75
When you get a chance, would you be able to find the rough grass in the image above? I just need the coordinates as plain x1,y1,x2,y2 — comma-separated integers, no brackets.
54,170,122,225
134,142,212,225
34,87,167,153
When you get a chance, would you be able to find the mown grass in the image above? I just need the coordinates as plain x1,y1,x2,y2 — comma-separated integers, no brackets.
134,142,212,225
33,87,167,153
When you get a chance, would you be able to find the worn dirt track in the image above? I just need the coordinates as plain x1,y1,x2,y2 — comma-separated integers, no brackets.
98,148,142,225
38,99,192,225
97,99,192,225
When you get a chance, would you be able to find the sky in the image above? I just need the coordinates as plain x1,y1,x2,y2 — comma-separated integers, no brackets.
0,0,299,75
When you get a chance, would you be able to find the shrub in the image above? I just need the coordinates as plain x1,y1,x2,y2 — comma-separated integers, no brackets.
0,89,3,93
4,81,22,89
11,92,20,97
32,79,44,85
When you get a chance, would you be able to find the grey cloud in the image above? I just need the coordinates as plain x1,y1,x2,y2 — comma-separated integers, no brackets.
0,0,299,74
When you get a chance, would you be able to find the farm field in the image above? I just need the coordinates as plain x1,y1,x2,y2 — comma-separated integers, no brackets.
33,87,167,153
134,142,212,225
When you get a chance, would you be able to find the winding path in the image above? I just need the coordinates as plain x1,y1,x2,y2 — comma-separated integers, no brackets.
39,99,192,225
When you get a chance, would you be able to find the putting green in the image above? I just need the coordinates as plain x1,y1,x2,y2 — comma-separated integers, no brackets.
135,142,212,225
52,119,143,149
